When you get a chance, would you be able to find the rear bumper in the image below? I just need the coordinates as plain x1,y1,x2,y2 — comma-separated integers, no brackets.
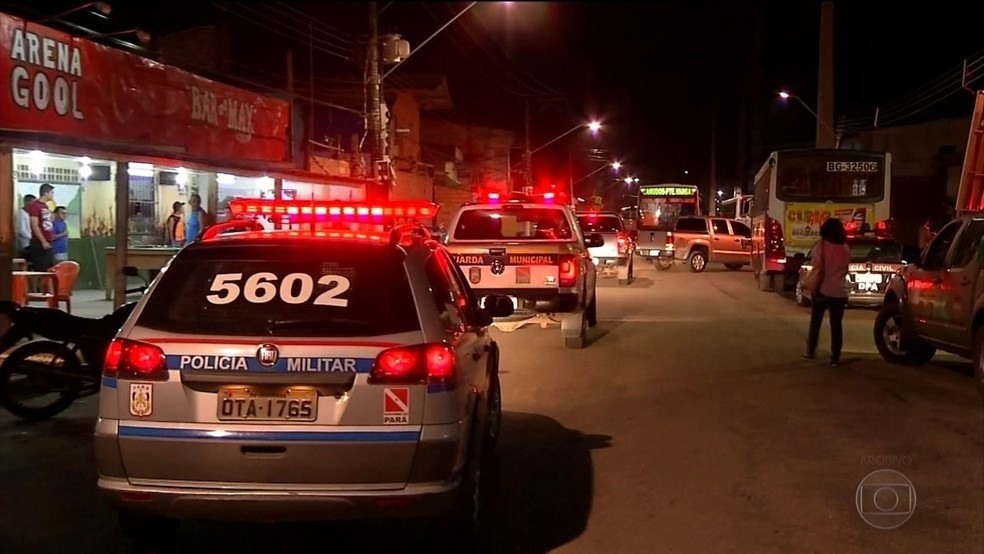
97,476,461,522
847,291,884,307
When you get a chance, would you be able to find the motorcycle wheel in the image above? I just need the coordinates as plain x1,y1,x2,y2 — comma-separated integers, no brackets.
0,340,84,421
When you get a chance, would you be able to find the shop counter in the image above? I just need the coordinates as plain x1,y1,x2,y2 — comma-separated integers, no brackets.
104,246,181,300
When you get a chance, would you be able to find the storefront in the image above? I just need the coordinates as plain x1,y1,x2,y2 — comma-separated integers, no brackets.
0,12,367,305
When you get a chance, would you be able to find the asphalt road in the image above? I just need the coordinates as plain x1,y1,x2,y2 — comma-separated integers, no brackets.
1,262,982,553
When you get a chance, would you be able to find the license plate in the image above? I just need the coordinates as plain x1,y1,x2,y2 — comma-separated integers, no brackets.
855,273,883,284
217,388,318,421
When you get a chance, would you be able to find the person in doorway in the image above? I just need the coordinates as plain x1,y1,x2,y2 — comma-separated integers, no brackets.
184,193,208,244
918,219,934,250
27,183,55,272
165,201,185,247
804,217,851,367
51,206,69,263
16,194,36,262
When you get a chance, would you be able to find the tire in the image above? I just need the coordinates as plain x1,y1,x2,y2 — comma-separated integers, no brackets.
564,313,587,349
688,250,707,273
586,295,598,328
0,340,83,421
795,281,811,307
484,371,502,452
757,271,772,292
773,274,787,292
725,263,743,271
655,257,672,270
873,304,936,366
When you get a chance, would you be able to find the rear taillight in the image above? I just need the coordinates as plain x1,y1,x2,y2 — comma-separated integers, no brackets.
559,254,578,287
616,232,628,254
369,343,456,387
104,339,168,381
665,231,674,249
767,217,786,259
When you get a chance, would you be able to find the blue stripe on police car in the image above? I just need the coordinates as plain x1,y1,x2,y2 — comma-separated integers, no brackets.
166,355,374,373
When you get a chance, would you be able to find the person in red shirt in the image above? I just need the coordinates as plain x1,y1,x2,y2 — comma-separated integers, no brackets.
27,183,56,272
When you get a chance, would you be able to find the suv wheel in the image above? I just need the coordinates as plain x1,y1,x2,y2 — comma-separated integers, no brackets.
586,296,598,328
688,250,707,273
873,303,936,366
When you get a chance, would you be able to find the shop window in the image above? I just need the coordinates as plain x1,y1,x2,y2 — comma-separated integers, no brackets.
128,176,159,245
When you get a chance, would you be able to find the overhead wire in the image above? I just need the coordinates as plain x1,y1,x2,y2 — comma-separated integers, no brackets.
837,51,984,133
250,2,355,51
443,2,565,97
420,2,559,99
211,1,352,62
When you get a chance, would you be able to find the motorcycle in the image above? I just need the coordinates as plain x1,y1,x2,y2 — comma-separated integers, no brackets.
0,267,148,421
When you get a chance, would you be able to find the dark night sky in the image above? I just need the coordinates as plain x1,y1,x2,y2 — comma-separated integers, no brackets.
9,1,984,199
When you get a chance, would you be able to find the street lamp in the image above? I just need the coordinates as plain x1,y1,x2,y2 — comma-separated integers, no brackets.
382,2,479,80
89,27,152,44
777,90,822,121
611,161,622,171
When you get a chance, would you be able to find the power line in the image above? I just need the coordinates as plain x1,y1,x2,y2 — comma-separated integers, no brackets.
444,2,564,97
274,1,354,40
211,2,352,62
251,2,355,51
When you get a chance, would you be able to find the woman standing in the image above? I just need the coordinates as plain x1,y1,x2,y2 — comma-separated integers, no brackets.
804,217,851,366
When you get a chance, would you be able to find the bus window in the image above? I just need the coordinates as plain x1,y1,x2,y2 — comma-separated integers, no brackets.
776,152,885,202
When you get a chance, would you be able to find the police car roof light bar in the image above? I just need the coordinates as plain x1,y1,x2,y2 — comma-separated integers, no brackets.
207,229,389,243
227,198,439,219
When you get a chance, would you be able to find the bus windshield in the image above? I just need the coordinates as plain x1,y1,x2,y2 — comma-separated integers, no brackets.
776,152,885,202
637,185,699,230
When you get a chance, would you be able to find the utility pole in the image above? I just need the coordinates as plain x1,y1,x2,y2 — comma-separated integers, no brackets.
816,1,836,148
523,100,532,193
709,108,717,216
367,1,383,186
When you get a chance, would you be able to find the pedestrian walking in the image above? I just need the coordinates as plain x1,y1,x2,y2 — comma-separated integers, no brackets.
803,217,851,366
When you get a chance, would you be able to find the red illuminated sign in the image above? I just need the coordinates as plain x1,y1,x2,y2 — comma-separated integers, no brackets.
0,13,289,163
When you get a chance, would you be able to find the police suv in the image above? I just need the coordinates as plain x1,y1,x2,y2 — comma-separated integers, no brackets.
443,193,602,348
94,199,513,548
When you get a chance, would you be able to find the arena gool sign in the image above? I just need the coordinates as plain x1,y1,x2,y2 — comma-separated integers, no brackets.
0,12,289,162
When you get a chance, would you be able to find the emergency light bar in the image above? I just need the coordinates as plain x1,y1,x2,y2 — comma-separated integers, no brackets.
227,198,438,219
845,218,894,238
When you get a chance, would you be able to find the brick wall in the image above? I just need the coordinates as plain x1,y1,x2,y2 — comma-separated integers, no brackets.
434,185,475,229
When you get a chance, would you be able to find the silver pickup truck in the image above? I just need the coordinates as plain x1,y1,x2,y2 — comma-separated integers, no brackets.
576,211,635,285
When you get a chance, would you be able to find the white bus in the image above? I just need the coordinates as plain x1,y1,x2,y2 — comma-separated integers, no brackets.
750,149,892,292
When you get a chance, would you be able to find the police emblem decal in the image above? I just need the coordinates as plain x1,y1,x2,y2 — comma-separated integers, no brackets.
257,344,279,367
491,259,505,275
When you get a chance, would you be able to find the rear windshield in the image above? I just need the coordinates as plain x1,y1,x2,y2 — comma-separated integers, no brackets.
136,243,421,337
453,207,574,241
577,215,622,233
847,241,901,263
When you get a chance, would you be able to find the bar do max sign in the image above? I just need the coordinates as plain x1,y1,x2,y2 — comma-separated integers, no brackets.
0,12,290,163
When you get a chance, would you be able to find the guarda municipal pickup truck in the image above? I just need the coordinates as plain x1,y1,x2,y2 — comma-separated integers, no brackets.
874,89,984,394
444,197,601,349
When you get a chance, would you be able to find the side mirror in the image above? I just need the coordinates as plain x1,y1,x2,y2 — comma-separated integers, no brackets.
901,245,922,266
122,266,140,277
482,295,515,319
586,233,605,248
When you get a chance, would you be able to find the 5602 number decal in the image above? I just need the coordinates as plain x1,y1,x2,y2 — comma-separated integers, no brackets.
206,272,351,306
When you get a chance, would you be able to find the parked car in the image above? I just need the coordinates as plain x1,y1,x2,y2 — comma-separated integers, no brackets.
658,216,752,272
